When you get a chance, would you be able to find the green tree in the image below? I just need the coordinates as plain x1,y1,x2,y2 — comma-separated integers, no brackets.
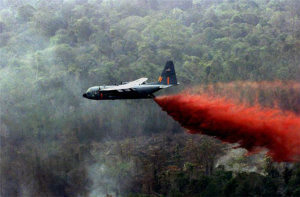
18,4,35,22
74,17,93,42
271,12,286,29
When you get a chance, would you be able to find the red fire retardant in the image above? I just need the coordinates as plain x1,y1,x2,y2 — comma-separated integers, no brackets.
155,94,300,162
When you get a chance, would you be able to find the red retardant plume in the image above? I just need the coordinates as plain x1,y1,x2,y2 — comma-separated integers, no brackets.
154,94,300,162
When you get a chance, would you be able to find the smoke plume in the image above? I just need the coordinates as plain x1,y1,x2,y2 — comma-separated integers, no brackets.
154,94,300,162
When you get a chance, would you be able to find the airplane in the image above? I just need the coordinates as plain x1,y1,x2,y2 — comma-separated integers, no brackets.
83,60,178,100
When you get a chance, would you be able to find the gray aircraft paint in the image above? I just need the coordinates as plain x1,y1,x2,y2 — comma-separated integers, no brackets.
83,61,178,100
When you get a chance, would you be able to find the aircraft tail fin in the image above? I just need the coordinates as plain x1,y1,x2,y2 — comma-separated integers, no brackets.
157,61,178,85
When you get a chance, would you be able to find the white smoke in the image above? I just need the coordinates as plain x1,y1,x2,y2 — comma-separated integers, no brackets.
88,163,116,197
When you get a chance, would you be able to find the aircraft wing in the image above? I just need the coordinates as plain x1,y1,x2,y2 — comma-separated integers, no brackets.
125,78,148,86
101,78,148,92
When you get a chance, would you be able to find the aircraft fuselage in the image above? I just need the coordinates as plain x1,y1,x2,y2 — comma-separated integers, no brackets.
83,84,172,100
83,61,178,100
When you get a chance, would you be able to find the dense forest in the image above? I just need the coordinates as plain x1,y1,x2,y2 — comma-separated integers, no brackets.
0,0,300,196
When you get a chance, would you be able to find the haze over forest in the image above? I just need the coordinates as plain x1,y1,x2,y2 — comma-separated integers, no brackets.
0,0,300,196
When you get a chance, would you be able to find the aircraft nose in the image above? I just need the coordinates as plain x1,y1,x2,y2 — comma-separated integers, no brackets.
83,93,87,98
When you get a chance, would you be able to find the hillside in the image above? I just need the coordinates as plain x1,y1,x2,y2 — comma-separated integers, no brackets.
0,0,300,196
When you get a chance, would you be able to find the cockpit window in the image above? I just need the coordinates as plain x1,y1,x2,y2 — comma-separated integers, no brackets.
87,86,99,93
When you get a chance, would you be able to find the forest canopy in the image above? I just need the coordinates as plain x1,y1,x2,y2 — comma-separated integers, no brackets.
0,0,300,196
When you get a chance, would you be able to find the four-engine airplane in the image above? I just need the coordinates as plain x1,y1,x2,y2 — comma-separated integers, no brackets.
83,61,178,100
